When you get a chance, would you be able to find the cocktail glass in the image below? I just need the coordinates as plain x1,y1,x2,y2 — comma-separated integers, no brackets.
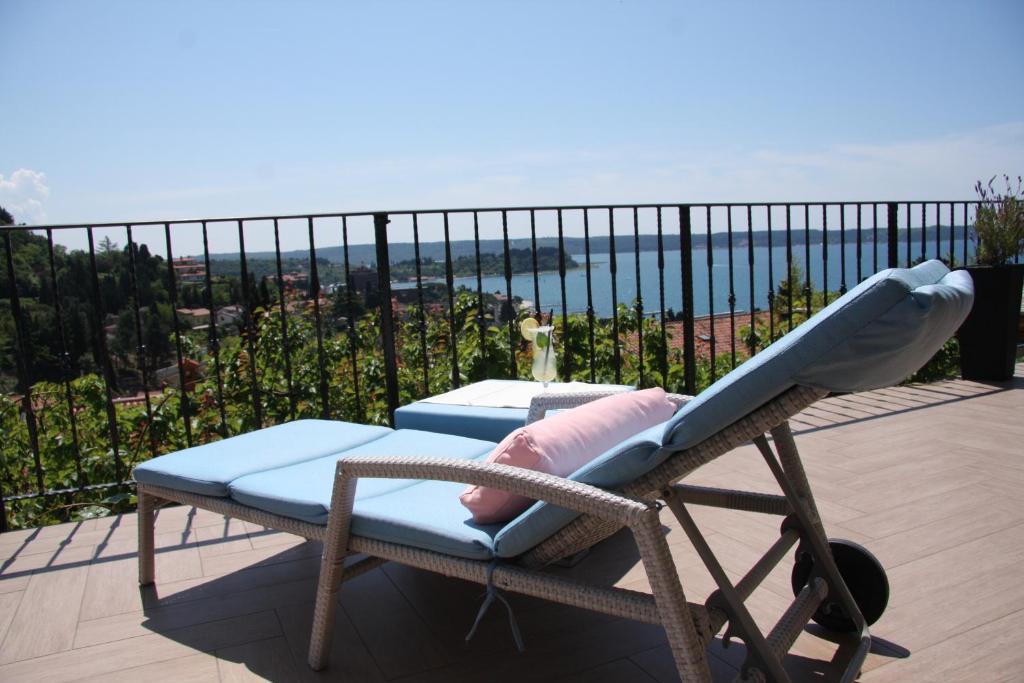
531,326,557,387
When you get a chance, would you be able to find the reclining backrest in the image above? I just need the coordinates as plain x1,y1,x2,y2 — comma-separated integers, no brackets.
493,260,973,558
661,260,975,452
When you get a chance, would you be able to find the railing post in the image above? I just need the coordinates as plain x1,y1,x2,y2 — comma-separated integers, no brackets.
374,212,400,425
886,202,899,268
4,232,44,495
307,217,331,419
679,206,696,395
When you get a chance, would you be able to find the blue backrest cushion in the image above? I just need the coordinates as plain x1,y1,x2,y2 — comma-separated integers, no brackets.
662,260,974,452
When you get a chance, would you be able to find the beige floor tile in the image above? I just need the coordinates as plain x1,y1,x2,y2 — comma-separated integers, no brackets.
0,610,281,683
0,548,91,663
275,599,387,683
862,607,1024,682
216,635,302,682
72,652,220,683
0,590,23,645
75,574,316,648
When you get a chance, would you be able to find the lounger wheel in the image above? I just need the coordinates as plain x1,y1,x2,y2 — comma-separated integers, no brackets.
791,538,889,632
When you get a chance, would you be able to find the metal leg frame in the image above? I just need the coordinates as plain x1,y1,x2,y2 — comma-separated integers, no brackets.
663,420,873,682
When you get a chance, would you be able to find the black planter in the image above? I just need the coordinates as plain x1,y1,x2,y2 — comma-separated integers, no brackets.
958,264,1024,381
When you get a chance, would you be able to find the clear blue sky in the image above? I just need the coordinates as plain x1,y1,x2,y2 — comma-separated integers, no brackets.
1,0,1022,253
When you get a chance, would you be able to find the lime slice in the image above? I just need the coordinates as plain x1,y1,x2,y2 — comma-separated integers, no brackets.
520,317,539,341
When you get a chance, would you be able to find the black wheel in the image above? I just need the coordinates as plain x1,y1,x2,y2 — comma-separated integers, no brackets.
791,538,889,632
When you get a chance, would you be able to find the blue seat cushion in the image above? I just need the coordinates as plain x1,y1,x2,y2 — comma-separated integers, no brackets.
350,479,503,560
662,261,974,452
229,429,500,559
395,402,528,443
132,420,391,497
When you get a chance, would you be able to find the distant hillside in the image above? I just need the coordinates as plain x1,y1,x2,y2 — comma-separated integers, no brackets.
391,247,577,279
206,227,958,267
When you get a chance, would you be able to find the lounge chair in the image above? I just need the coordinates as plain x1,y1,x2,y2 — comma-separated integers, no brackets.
133,260,973,682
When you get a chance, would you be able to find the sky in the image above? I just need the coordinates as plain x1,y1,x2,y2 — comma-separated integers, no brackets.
1,0,1022,254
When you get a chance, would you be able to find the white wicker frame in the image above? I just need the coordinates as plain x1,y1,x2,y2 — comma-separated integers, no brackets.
137,384,873,682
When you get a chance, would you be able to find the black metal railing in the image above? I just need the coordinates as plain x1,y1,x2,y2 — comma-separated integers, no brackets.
0,200,1003,532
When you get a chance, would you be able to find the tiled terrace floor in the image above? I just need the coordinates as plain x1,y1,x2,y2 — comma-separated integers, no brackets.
1,366,1021,682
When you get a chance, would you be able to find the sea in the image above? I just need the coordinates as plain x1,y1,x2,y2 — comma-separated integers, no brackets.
447,238,971,318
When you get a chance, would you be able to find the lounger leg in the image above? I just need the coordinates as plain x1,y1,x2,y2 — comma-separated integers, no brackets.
756,427,868,634
308,466,358,671
138,489,156,586
769,422,825,531
632,507,713,683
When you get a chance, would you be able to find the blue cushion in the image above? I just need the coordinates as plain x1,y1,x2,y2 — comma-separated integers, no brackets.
228,429,499,558
132,420,391,497
662,261,974,451
395,402,529,443
350,479,503,560
493,422,667,558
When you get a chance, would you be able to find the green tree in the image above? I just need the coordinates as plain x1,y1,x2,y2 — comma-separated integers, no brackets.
99,236,118,254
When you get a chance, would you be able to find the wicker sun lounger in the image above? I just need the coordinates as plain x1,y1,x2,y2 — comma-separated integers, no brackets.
134,260,973,682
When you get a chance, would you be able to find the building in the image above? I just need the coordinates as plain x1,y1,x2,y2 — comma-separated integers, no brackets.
153,358,204,390
216,305,245,327
172,257,206,284
347,266,378,298
278,273,310,299
176,307,211,328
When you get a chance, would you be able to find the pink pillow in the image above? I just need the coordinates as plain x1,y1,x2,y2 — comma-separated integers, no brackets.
460,388,677,524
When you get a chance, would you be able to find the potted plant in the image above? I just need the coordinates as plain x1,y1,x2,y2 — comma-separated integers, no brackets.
959,175,1024,381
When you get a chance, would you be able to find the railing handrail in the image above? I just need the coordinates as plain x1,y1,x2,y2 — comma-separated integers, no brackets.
0,199,990,233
